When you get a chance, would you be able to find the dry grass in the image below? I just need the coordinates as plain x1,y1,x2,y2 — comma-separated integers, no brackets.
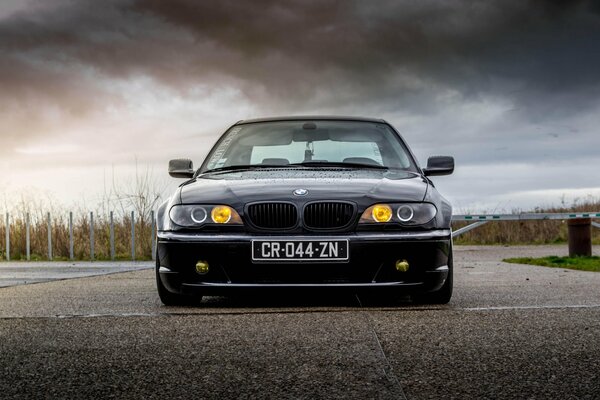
2,195,600,260
0,164,164,261
0,210,155,261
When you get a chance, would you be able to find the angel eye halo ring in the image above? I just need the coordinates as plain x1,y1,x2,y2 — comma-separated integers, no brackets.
169,204,242,227
397,205,414,222
190,207,208,223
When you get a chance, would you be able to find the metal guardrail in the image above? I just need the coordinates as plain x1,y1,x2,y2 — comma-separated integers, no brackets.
451,212,600,238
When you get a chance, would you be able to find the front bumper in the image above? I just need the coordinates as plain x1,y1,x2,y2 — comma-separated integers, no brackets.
157,230,451,295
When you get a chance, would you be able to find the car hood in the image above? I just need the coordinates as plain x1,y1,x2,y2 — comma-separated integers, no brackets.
179,169,429,206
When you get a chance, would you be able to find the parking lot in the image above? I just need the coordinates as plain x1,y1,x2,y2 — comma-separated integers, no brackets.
1,245,599,399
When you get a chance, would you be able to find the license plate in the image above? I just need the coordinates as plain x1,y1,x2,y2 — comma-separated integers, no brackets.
251,239,349,262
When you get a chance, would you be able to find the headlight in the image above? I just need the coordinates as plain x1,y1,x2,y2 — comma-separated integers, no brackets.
169,205,242,227
371,204,393,222
211,205,232,224
359,203,437,225
397,205,414,222
191,207,208,223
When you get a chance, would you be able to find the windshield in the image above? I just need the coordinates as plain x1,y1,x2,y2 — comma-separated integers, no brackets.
201,120,417,172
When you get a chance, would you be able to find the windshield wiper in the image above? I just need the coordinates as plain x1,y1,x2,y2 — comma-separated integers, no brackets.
290,161,389,170
202,161,391,174
201,164,298,174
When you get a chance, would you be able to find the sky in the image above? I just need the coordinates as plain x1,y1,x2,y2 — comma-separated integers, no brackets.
1,0,600,213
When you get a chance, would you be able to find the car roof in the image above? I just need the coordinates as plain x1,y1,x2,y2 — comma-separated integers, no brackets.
235,115,387,125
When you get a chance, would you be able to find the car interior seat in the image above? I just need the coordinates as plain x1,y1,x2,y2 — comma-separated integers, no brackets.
342,157,381,166
261,158,290,165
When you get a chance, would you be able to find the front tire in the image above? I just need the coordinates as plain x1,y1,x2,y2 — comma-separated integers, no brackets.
413,247,453,304
156,258,202,306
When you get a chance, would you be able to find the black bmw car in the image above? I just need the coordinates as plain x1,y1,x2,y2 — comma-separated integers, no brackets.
156,116,454,305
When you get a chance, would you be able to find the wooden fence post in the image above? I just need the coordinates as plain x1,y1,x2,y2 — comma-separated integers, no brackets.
568,218,592,257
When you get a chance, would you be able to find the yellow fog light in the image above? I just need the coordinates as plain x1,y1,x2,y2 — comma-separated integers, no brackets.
372,204,392,223
395,259,409,272
211,206,232,223
195,260,209,275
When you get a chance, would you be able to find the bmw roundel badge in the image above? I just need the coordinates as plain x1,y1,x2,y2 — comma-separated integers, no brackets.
293,188,308,196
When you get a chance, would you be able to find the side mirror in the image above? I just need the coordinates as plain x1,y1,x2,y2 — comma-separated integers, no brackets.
168,159,194,178
423,156,454,176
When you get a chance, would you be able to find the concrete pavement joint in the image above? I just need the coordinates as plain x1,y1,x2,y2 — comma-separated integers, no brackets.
356,295,408,400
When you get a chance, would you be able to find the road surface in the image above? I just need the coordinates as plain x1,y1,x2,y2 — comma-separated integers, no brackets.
0,245,599,399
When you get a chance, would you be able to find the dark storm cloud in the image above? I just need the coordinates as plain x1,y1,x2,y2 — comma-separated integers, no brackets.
128,0,600,118
1,0,600,210
1,0,599,149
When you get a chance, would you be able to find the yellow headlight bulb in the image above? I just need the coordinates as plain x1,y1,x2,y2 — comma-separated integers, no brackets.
211,206,232,223
372,204,392,223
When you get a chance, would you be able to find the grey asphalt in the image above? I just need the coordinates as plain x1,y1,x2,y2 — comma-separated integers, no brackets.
0,245,599,399
0,261,151,288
